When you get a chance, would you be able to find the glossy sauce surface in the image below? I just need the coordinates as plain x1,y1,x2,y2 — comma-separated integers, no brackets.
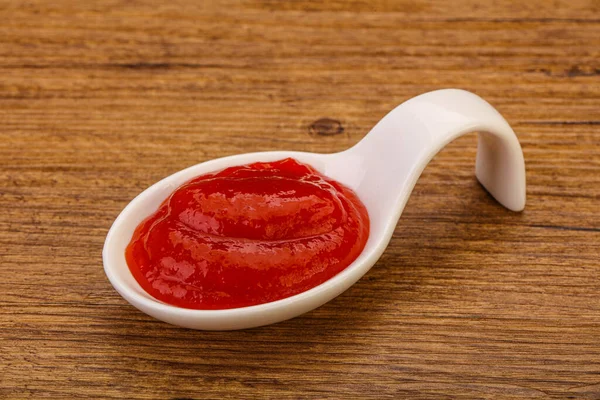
126,158,370,309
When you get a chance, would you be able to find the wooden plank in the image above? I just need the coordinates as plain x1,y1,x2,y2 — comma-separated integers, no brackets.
1,0,599,398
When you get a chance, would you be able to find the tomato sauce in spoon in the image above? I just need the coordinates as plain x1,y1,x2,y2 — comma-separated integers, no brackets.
126,158,369,309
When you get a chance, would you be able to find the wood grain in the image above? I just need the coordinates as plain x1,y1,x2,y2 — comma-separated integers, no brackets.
1,0,599,398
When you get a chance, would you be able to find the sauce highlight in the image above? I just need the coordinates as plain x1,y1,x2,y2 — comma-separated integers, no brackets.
126,158,369,309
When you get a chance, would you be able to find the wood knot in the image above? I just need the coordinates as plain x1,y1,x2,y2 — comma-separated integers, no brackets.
309,118,344,136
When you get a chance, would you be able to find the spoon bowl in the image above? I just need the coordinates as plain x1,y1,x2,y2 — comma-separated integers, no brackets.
103,89,526,330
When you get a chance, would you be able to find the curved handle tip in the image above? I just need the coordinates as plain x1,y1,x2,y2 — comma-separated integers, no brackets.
343,89,526,220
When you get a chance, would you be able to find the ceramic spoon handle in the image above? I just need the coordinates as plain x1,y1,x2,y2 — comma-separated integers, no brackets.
342,89,526,220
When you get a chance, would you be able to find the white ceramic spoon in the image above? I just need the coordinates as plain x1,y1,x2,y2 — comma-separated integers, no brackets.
103,89,526,330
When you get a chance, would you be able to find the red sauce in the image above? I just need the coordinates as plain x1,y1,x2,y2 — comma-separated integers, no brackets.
126,158,369,309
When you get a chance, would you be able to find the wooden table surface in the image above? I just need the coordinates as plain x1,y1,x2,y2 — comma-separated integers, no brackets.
1,1,599,398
